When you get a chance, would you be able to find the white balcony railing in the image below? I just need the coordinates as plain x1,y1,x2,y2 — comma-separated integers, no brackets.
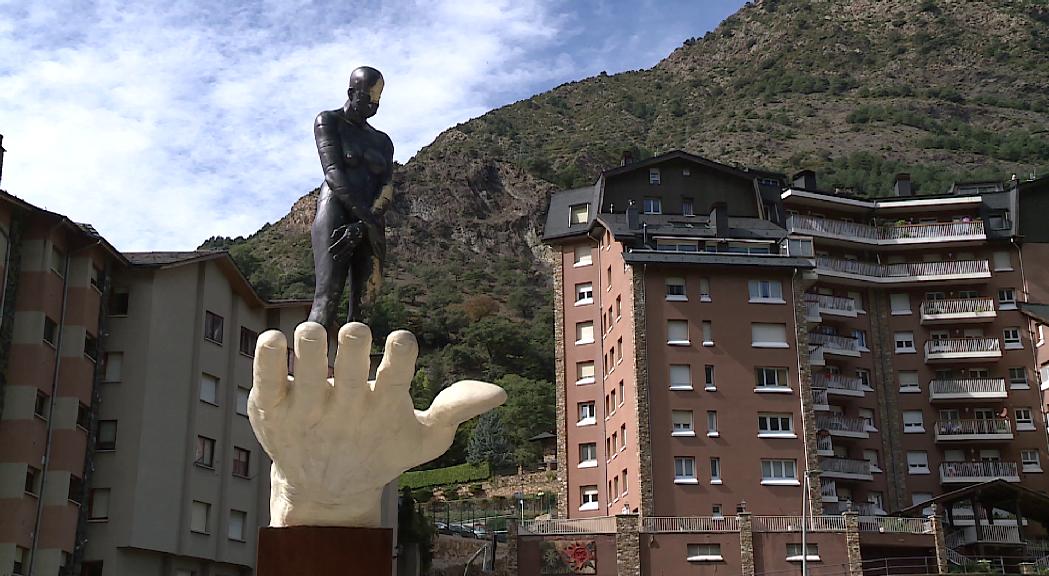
820,480,837,500
816,435,834,454
806,293,857,317
858,517,932,534
814,373,866,396
921,298,997,323
924,338,1002,362
820,457,873,479
643,516,739,533
809,332,860,356
929,378,1007,401
935,419,1012,441
520,516,617,535
788,215,985,244
811,388,829,410
816,257,991,283
817,414,869,437
952,524,1023,545
939,461,1020,483
809,345,825,366
753,516,846,532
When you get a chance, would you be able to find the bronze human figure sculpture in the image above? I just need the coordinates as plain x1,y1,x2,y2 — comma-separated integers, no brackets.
308,66,394,332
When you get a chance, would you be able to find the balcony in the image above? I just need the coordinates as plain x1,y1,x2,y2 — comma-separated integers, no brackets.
947,525,1022,547
787,214,986,246
817,414,869,439
820,457,873,481
811,388,830,411
924,338,1001,363
815,257,991,285
940,461,1020,484
921,298,997,324
821,479,838,502
809,333,861,357
804,299,822,323
929,378,1007,402
816,435,834,456
814,373,866,397
806,293,858,318
935,418,1013,442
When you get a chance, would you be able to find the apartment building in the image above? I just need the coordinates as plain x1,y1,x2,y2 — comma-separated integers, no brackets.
540,151,1049,573
0,189,310,576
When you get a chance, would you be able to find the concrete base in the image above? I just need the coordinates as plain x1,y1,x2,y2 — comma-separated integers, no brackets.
257,526,393,576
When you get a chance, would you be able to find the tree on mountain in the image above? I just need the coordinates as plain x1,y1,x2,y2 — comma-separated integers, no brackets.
467,411,513,471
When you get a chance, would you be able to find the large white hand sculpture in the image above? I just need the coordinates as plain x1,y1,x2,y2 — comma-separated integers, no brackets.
249,322,507,528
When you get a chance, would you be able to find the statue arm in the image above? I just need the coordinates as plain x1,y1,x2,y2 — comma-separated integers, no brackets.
371,135,395,217
314,112,378,225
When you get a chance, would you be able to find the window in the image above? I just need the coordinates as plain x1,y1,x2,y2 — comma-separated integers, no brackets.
81,561,103,576
615,295,622,319
755,367,790,391
576,361,595,384
788,238,814,257
569,203,589,225
993,250,1012,270
643,197,662,214
578,402,596,425
648,168,661,185
1009,368,1028,388
33,390,49,419
907,451,929,474
894,331,915,353
235,387,250,416
710,457,721,483
77,402,90,430
671,410,694,435
25,466,40,495
1022,450,1042,472
89,488,110,520
890,293,911,315
899,371,919,392
104,352,123,382
84,332,98,362
674,457,697,483
751,323,788,348
758,413,795,437
760,459,798,484
618,380,625,404
707,411,718,437
109,289,130,316
43,317,57,346
903,410,925,433
859,408,876,431
239,327,258,357
229,509,247,541
912,492,933,515
669,364,692,390
667,320,688,345
848,290,864,312
699,277,711,301
682,198,694,216
580,486,599,510
622,469,628,494
665,277,686,300
191,500,211,533
786,543,819,562
1016,408,1035,430
90,265,104,291
195,436,215,468
748,280,784,302
702,321,713,345
200,374,219,405
578,443,598,468
864,449,881,472
575,322,594,345
1004,327,1022,349
233,447,251,477
14,547,27,576
704,365,715,391
204,311,224,343
573,245,592,266
686,543,723,562
575,283,593,305
620,424,627,448
68,474,83,504
856,368,871,389
96,420,117,451
998,288,1017,309
50,245,65,275
712,504,723,518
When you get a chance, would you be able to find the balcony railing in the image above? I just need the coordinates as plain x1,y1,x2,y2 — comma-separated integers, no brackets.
817,414,869,438
788,215,985,244
809,333,860,356
811,388,829,410
939,461,1020,483
520,517,617,535
935,418,1013,441
814,373,866,396
752,516,846,532
816,257,991,284
643,516,739,533
924,338,1002,362
809,345,825,366
806,293,857,317
820,480,837,500
950,525,1022,545
929,378,1007,401
820,457,873,480
816,435,834,454
858,517,932,533
921,298,997,324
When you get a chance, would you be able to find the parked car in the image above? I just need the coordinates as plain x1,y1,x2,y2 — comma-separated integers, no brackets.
450,524,476,538
435,521,453,535
472,526,490,540
493,530,508,543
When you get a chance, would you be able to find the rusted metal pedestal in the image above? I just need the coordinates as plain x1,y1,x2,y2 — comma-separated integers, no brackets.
257,526,393,576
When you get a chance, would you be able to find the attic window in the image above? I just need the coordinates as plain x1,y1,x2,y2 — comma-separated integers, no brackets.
988,211,1011,230
643,197,662,214
649,168,661,185
682,198,694,217
569,203,589,225
682,169,691,176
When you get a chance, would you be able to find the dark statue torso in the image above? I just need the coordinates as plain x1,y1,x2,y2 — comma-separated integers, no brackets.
327,111,391,211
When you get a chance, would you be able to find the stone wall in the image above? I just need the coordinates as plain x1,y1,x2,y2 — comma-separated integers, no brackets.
630,269,654,516
792,270,823,515
481,470,560,499
551,247,568,518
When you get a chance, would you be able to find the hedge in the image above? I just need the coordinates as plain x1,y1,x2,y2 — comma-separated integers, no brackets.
399,462,491,490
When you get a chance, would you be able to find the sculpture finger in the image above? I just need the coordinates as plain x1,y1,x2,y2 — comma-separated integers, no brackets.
251,330,289,411
374,330,417,392
419,380,507,428
289,322,331,412
334,322,372,398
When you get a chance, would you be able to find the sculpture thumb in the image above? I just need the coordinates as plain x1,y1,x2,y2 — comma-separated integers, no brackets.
421,380,507,428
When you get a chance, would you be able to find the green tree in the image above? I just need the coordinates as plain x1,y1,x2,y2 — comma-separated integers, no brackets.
467,411,513,471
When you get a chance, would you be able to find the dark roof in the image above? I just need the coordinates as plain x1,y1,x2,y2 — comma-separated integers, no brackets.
896,479,1049,522
528,432,556,442
1019,303,1049,325
542,185,597,241
624,251,814,269
601,150,755,181
594,213,788,242
123,251,222,267
0,190,128,265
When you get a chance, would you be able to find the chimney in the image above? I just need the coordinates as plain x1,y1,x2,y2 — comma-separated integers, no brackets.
893,173,913,197
792,170,817,190
709,202,729,238
0,134,5,188
626,199,640,230
621,150,634,166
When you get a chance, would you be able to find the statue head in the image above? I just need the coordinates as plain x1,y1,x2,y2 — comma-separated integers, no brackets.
346,66,384,121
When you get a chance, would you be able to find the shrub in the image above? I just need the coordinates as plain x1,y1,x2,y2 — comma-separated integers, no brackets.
399,462,491,490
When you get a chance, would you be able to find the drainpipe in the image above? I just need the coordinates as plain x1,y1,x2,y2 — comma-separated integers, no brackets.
28,237,99,576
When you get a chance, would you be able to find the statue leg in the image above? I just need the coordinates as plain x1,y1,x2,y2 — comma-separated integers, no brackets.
346,243,375,324
308,184,350,332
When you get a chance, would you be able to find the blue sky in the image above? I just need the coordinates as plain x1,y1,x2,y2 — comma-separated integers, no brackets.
0,0,746,250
